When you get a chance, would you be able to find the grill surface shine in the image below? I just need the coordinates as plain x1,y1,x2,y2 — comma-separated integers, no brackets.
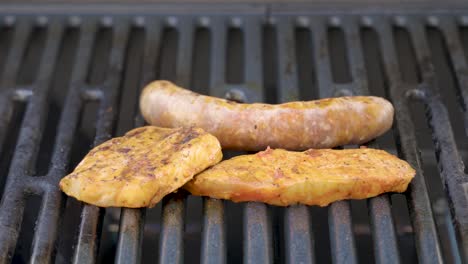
0,4,466,264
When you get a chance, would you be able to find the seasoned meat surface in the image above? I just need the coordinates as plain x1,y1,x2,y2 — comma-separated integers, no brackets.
60,126,222,208
185,148,415,206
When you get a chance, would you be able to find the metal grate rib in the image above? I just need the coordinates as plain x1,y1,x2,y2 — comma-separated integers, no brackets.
0,7,466,264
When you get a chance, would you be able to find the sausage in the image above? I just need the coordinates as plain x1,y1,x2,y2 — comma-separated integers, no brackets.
185,147,415,206
140,80,394,151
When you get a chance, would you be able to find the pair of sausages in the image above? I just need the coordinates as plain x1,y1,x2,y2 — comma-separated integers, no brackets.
139,80,394,151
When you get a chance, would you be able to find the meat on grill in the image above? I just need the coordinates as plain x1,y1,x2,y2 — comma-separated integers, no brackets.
140,80,394,151
59,126,222,208
184,147,415,206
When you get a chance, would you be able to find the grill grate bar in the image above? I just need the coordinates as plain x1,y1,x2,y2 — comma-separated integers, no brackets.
68,19,103,263
276,17,315,264
27,20,66,263
310,16,358,264
437,18,468,261
424,96,468,260
368,195,401,263
276,18,299,102
0,20,31,87
244,17,263,100
200,18,227,264
244,203,272,264
115,19,162,264
208,18,226,98
33,20,96,264
201,198,226,264
328,201,358,264
116,208,145,264
0,18,64,263
310,18,334,98
342,18,401,263
0,11,465,264
159,18,195,264
73,20,130,264
406,18,467,260
342,19,368,94
159,194,185,264
438,18,468,136
243,16,272,264
0,21,31,193
0,20,34,262
374,19,443,263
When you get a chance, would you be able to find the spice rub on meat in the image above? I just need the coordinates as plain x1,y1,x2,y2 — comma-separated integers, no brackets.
185,148,415,206
59,126,222,208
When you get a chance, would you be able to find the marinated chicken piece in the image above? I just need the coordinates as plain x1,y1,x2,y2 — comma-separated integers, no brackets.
185,148,415,206
60,126,222,208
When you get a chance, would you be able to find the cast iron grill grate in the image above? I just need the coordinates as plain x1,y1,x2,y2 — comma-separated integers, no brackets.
0,5,466,264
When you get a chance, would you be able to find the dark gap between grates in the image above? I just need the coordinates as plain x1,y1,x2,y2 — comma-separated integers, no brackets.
55,197,83,264
408,98,458,263
262,24,278,104
185,196,203,264
391,194,417,263
34,27,79,176
86,27,112,85
226,27,244,84
327,26,352,84
156,27,178,82
12,194,42,264
225,200,244,264
17,27,47,85
191,27,211,94
309,206,331,262
143,24,180,263
426,26,468,176
68,100,99,170
115,27,145,137
220,150,244,264
271,205,285,264
360,26,401,153
97,208,117,264
361,26,417,264
269,40,318,262
350,199,374,263
295,26,318,100
185,28,211,257
393,26,421,84
142,203,162,264
458,26,468,69
55,99,99,263
0,100,26,199
0,25,13,81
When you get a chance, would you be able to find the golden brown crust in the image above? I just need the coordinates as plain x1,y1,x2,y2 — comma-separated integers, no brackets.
140,80,395,151
184,148,415,206
59,126,222,208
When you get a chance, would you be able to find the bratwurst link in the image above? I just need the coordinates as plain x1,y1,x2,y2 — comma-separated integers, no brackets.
140,80,394,151
184,148,415,206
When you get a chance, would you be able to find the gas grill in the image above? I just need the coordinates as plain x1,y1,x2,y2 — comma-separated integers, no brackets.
0,2,466,263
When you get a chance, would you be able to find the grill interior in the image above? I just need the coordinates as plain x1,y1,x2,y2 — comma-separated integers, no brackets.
0,4,467,264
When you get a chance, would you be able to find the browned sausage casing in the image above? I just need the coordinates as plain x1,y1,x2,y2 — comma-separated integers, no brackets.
140,80,394,151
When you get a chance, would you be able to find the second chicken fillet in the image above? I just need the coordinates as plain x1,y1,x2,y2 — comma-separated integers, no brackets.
185,147,415,206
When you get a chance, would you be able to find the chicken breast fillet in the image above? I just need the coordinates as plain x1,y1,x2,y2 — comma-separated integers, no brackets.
185,148,415,206
60,126,222,208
